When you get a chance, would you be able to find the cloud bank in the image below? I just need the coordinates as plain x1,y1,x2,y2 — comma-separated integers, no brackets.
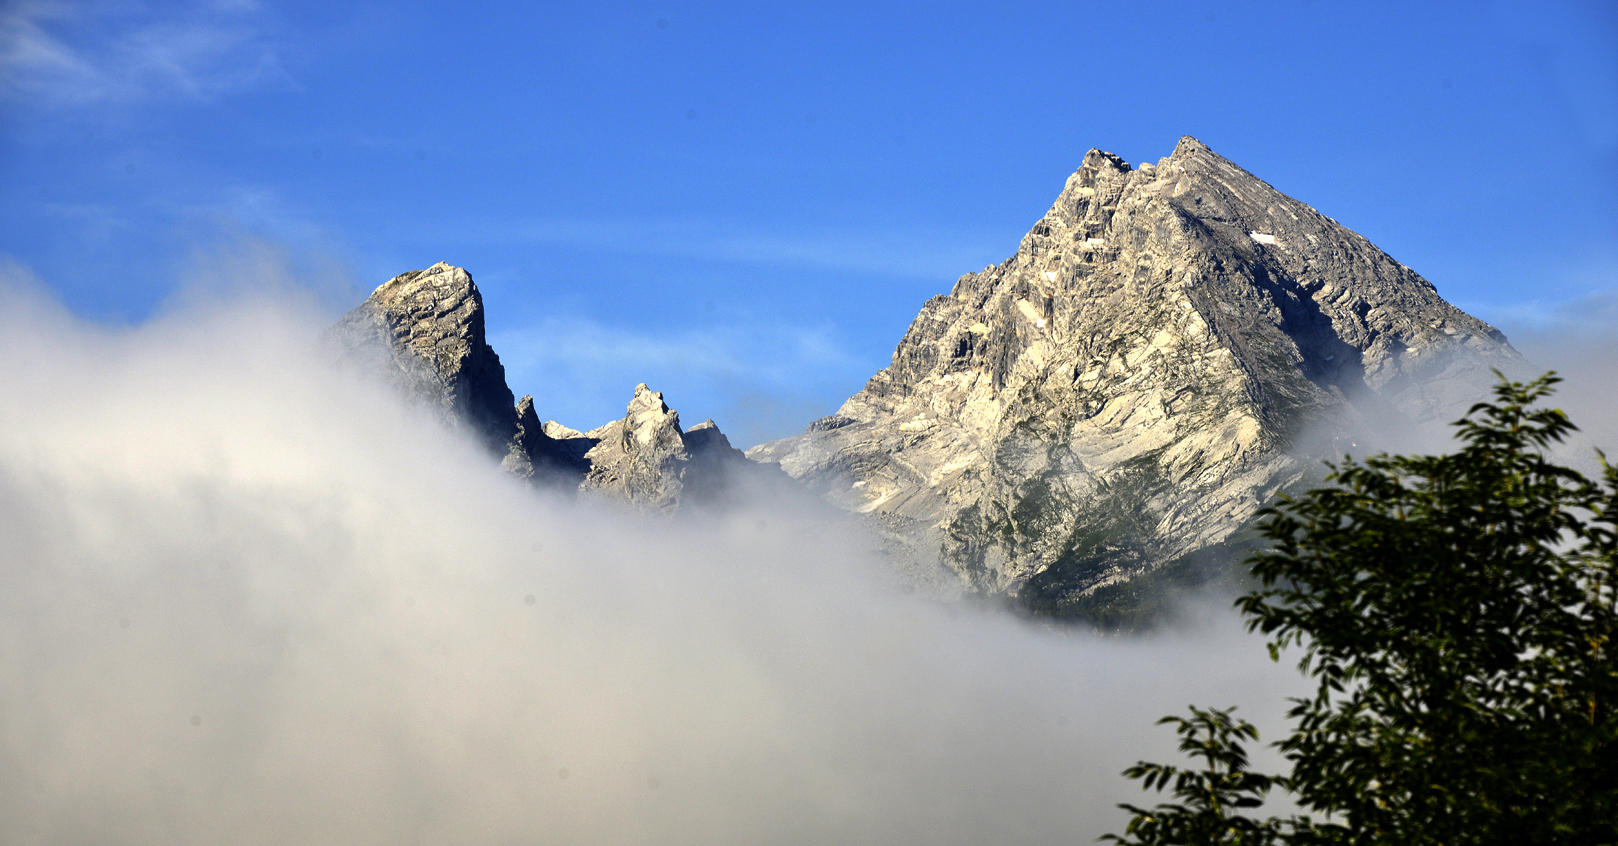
0,270,1308,845
1501,289,1618,459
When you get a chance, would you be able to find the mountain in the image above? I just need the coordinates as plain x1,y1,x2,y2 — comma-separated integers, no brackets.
325,138,1528,622
328,262,523,459
549,384,762,512
747,136,1525,615
328,262,761,512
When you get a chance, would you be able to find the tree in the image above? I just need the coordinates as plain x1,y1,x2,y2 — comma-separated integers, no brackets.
1104,374,1618,845
1099,707,1283,846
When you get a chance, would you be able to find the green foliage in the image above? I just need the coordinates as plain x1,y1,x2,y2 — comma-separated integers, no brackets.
1100,707,1286,846
1103,373,1618,845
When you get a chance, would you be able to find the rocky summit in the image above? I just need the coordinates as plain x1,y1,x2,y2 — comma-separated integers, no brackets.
747,136,1524,614
329,263,759,511
564,384,761,513
328,262,523,459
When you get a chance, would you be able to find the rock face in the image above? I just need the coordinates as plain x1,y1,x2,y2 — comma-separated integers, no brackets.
329,267,759,508
329,262,523,458
748,137,1524,611
579,384,702,511
501,394,576,483
577,385,760,512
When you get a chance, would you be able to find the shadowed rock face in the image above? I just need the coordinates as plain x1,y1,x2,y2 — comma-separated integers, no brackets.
328,265,764,509
748,136,1525,609
328,262,520,458
501,394,576,485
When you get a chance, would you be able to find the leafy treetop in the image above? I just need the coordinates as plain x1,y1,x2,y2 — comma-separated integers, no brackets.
1104,373,1618,845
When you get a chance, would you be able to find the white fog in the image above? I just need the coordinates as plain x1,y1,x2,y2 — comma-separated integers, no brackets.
0,273,1306,845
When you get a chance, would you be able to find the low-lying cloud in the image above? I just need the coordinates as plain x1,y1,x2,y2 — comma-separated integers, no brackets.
1503,289,1618,460
0,272,1306,845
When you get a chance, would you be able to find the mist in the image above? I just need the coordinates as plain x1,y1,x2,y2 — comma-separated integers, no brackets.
0,272,1309,845
1505,292,1618,465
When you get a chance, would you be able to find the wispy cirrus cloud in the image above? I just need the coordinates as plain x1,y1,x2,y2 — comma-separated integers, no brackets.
473,214,1005,281
1461,252,1618,337
0,0,295,107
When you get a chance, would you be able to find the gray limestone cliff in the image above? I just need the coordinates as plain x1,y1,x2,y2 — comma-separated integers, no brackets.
748,136,1526,613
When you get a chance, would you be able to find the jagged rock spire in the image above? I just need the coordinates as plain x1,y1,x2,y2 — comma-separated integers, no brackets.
578,384,755,512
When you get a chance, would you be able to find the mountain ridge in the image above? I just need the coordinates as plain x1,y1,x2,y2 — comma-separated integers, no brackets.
324,137,1528,620
327,262,770,513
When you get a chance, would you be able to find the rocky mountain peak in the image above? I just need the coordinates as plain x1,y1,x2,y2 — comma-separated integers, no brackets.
750,136,1526,612
623,383,682,449
328,262,518,457
578,384,765,512
682,419,730,450
1170,134,1211,158
329,264,777,512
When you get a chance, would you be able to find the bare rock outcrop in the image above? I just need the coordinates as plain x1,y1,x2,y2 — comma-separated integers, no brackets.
579,385,768,512
748,136,1526,612
579,384,693,511
325,266,800,512
328,262,523,457
329,261,600,489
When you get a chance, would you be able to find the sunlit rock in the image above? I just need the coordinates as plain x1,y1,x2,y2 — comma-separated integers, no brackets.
327,261,522,458
748,136,1525,611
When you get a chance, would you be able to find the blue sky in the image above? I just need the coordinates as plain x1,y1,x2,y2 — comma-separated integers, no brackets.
2,0,1614,447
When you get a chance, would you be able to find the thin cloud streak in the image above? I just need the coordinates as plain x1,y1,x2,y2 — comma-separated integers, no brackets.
0,0,294,107
488,215,1004,281
494,316,862,388
1495,288,1618,462
490,316,870,444
1461,256,1618,460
